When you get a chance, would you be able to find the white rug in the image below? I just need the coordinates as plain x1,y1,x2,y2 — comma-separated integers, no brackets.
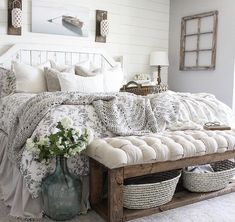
1,192,235,222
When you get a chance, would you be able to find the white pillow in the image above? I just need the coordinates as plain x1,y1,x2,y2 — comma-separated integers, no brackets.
44,67,74,92
103,66,124,92
13,61,51,93
75,60,100,77
50,60,75,73
57,72,104,93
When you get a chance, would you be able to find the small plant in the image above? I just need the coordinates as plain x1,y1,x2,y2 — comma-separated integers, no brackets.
26,117,93,163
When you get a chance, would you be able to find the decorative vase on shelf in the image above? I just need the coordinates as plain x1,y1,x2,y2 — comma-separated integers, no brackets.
42,156,82,221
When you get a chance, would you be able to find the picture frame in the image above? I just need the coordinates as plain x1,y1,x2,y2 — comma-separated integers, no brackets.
180,11,218,71
32,0,89,37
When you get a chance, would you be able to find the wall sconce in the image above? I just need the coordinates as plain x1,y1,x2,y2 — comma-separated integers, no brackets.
8,0,22,35
95,10,109,43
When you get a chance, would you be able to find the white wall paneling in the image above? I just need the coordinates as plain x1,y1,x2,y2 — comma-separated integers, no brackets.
0,0,170,81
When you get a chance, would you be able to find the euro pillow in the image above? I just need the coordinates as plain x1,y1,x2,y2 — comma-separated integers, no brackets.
13,61,51,93
50,60,75,73
57,72,104,93
0,67,16,98
103,65,124,92
75,60,101,77
44,67,74,92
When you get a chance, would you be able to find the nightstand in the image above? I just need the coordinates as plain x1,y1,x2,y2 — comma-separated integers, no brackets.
120,81,168,96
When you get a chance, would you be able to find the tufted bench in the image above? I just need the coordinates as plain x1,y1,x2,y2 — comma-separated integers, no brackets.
86,130,235,222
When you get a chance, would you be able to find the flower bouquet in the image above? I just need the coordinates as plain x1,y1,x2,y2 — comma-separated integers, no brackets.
26,117,93,162
26,117,94,221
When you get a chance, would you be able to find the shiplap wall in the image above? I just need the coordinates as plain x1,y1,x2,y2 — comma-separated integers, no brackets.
0,0,169,81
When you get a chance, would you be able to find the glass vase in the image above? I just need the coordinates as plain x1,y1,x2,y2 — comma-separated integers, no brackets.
42,156,82,221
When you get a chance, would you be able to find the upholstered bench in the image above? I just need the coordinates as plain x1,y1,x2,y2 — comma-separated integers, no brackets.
86,130,235,222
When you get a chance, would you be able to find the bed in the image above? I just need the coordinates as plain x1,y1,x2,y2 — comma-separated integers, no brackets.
0,44,122,219
0,44,235,220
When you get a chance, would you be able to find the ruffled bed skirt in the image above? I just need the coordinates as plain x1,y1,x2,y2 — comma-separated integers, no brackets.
0,132,90,219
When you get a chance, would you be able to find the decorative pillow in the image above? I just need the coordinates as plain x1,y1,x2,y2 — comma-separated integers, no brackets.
0,67,16,98
57,72,104,93
44,67,74,92
75,60,101,77
50,60,75,73
103,65,124,92
13,62,51,93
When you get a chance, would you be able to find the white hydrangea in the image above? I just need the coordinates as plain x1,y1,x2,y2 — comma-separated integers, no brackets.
58,145,65,150
60,117,74,129
38,136,50,146
56,137,62,147
72,135,79,142
26,138,35,150
64,154,70,158
53,128,60,134
74,127,82,137
69,149,77,156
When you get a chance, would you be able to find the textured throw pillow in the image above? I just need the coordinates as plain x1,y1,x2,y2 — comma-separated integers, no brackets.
103,65,124,92
57,72,104,93
13,62,51,93
75,60,101,77
50,60,75,73
44,67,74,92
0,67,16,98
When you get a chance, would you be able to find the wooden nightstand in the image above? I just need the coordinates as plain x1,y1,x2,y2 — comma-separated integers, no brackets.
120,81,168,96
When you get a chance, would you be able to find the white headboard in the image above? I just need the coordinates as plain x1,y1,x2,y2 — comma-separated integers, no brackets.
0,44,120,69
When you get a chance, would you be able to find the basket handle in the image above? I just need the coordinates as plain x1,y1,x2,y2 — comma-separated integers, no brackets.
123,81,141,90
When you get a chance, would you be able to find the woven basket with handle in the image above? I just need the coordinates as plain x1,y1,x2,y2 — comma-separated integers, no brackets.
123,170,181,209
183,160,235,193
120,81,167,96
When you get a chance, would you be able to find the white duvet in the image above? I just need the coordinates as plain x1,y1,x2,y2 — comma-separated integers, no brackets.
163,91,235,130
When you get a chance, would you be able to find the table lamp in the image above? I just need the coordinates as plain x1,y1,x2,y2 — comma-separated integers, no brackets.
150,51,169,85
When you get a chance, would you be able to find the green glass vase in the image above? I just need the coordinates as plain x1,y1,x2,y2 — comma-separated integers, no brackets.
42,156,82,221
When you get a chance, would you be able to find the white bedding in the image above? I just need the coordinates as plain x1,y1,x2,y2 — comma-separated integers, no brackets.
0,90,235,219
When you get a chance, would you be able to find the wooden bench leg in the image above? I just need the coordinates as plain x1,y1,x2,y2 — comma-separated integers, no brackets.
89,159,104,207
108,167,124,222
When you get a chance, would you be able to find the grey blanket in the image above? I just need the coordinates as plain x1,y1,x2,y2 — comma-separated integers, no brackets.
8,91,178,165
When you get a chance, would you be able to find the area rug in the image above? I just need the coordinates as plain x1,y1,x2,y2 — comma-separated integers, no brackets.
1,190,235,222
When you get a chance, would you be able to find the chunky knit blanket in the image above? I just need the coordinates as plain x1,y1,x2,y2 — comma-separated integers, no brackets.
8,91,179,165
7,90,234,166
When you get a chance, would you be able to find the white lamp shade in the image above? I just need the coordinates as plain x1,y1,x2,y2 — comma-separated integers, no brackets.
150,51,169,66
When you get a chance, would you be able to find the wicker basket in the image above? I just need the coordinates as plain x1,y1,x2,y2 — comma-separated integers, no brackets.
183,160,235,193
120,81,168,96
123,170,181,209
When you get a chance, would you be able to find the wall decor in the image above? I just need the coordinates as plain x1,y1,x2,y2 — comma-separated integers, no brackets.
180,11,218,71
8,0,22,35
32,0,89,37
95,10,108,43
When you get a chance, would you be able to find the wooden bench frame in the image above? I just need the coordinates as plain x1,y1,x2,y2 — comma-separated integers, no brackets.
90,150,235,222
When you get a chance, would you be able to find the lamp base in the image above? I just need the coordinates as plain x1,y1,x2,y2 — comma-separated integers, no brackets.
152,66,162,85
157,65,161,85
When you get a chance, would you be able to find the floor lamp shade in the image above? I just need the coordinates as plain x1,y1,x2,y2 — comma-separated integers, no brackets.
150,51,169,67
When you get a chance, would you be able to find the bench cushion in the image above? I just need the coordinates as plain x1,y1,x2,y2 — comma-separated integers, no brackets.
86,130,235,169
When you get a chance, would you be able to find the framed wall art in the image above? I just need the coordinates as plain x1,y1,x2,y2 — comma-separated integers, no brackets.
180,11,218,71
32,0,89,37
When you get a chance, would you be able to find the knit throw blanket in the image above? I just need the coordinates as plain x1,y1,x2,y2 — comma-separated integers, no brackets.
8,92,179,165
